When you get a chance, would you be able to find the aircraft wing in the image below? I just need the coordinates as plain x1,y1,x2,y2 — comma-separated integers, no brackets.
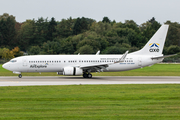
79,51,128,72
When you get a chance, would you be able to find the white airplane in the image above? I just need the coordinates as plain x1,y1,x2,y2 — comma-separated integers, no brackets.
2,24,174,78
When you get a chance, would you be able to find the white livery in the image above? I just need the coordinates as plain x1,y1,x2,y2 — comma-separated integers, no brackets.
2,25,174,78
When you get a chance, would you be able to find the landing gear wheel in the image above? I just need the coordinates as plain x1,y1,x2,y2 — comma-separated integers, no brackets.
83,73,88,78
18,74,22,78
88,74,92,78
83,73,92,78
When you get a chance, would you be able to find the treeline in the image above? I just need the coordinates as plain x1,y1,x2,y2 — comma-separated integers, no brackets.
1,13,180,59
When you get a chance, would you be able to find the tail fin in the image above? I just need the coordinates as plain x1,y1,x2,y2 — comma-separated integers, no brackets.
130,24,169,55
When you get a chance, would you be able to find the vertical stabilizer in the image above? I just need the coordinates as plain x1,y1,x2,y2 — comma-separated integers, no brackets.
130,24,169,55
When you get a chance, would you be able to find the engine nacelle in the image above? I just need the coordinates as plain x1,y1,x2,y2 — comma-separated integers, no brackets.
63,67,82,76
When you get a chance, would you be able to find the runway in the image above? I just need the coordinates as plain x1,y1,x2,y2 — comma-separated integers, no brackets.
0,76,180,86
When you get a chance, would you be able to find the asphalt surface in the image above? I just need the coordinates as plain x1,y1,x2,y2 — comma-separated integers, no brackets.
0,76,180,86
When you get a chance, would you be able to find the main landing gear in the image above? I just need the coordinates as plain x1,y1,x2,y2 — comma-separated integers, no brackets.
83,73,92,78
18,74,22,78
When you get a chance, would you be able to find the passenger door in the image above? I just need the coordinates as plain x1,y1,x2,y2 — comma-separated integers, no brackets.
22,58,27,67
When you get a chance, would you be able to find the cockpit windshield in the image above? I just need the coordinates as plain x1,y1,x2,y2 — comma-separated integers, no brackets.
10,60,17,63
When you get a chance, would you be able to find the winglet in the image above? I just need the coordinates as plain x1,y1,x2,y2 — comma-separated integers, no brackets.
115,51,129,63
96,50,100,55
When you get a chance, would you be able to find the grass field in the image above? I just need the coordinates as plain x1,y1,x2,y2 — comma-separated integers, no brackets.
1,64,180,119
0,84,180,119
0,64,180,76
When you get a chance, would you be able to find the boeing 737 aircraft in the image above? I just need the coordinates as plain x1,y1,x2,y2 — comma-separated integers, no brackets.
2,25,174,78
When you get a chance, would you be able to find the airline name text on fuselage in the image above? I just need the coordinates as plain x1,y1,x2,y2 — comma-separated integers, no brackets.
30,64,47,68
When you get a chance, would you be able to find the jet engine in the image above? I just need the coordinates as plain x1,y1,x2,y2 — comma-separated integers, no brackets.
62,67,82,76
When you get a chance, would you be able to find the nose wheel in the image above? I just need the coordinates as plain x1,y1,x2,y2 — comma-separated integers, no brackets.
18,74,22,78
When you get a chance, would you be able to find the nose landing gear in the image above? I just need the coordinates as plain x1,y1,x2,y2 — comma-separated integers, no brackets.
18,74,22,78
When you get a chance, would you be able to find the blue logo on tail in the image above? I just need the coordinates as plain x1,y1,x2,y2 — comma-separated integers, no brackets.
149,43,159,52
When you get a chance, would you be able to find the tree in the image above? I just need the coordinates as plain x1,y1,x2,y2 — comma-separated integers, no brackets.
12,46,23,57
0,13,16,48
90,22,111,35
141,17,161,40
42,41,61,54
47,17,57,41
2,48,14,60
164,21,180,47
73,17,89,35
59,37,74,54
103,46,120,54
71,34,83,52
73,18,81,35
102,17,111,23
77,38,100,52
124,20,140,33
33,17,49,45
17,20,35,51
56,17,74,38
29,46,41,55
0,48,3,58
80,17,88,31
167,45,180,54
76,45,94,54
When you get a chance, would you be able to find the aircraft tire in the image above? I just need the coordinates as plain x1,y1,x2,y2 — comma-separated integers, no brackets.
88,74,92,78
18,74,22,78
83,73,92,78
83,73,87,78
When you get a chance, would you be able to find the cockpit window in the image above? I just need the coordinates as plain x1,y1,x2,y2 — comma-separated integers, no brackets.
10,60,17,63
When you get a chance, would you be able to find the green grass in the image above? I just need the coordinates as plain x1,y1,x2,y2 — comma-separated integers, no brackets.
0,84,180,119
0,64,180,76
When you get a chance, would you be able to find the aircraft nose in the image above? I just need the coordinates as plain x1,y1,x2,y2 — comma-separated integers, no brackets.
2,63,8,69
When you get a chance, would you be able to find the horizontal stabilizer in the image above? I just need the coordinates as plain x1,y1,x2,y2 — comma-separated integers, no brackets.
151,54,177,59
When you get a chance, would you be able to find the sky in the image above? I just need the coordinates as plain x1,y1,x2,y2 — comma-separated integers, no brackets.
0,0,180,25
